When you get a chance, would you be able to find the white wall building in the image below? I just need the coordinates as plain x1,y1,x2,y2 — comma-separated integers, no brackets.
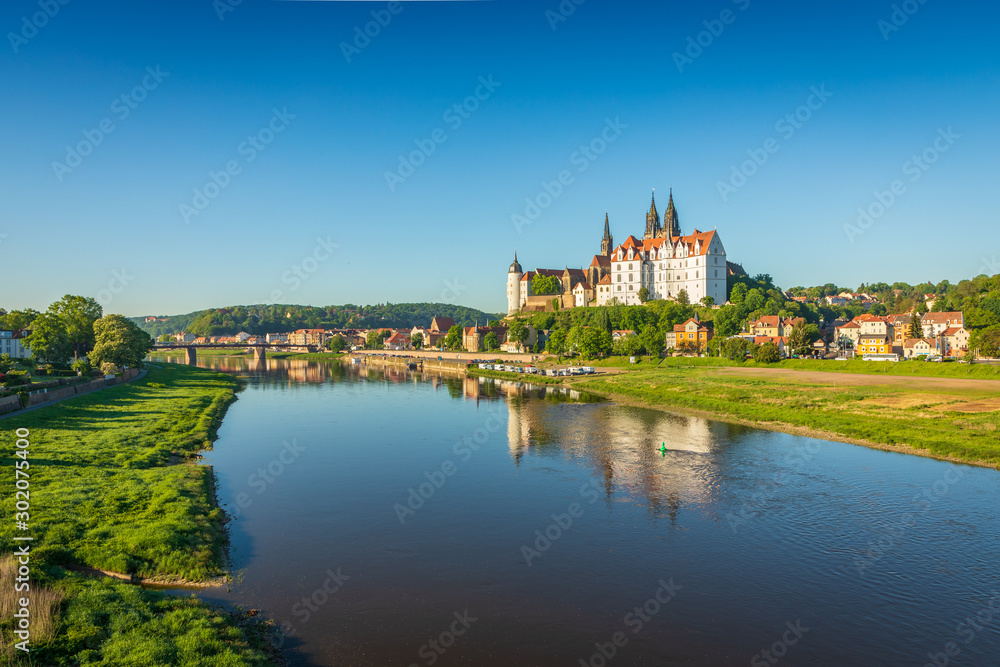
0,330,29,359
507,190,729,312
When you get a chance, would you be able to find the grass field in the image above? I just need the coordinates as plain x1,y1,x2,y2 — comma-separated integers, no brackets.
0,364,279,665
577,365,1000,467
659,355,1000,379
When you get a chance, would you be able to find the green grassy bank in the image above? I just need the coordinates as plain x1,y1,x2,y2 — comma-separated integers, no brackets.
0,364,279,665
577,366,1000,467
657,355,1000,379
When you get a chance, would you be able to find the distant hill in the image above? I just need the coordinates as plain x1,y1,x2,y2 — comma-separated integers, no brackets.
132,303,503,338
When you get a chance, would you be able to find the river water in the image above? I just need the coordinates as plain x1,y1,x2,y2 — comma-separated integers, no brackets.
156,357,1000,666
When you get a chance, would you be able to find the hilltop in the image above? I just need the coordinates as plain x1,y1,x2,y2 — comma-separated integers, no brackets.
133,303,503,338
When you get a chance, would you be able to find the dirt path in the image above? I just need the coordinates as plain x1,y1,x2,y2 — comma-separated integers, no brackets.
711,366,1000,392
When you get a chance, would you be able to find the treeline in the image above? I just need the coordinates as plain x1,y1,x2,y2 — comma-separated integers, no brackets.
133,303,503,338
0,295,153,378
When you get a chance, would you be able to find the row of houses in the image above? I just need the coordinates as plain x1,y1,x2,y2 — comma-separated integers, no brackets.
835,311,968,359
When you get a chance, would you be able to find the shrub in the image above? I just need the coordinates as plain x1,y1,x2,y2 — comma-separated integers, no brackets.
1,370,30,387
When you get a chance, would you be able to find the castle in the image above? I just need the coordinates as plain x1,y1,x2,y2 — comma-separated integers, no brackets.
507,191,736,314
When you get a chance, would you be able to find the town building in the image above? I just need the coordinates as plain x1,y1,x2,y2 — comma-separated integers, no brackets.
665,317,713,352
0,330,30,359
921,312,964,337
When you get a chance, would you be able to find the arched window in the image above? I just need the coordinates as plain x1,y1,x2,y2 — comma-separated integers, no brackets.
629,263,633,270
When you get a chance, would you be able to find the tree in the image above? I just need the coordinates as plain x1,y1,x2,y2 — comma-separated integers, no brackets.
89,315,154,370
444,325,463,351
640,324,664,358
532,274,562,295
328,334,347,352
723,337,753,361
754,341,781,364
0,308,39,331
700,296,715,307
577,328,612,359
552,298,560,312
366,330,389,349
908,316,924,340
508,319,529,351
745,288,766,314
157,334,173,343
483,331,500,351
0,353,14,373
637,287,651,303
787,322,820,356
49,295,102,361
677,289,690,305
546,327,568,358
713,305,743,337
729,283,748,306
21,312,71,364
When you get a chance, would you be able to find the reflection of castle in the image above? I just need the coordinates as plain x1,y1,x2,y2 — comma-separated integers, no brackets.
504,391,722,517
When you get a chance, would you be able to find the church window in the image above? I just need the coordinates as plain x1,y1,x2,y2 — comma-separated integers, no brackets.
628,263,633,270
617,275,621,282
628,274,633,282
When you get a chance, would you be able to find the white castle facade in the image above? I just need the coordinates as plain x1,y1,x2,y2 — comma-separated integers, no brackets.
507,191,732,314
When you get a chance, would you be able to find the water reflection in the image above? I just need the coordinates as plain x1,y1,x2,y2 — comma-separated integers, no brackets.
149,354,1000,667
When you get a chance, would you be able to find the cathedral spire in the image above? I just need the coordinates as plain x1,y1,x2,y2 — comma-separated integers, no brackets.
644,189,661,240
601,213,613,256
664,188,680,238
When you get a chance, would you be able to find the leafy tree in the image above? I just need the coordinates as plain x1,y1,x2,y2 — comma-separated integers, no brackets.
483,331,500,351
729,283,748,306
577,328,612,359
552,298,560,312
366,330,387,349
508,319,528,351
713,305,743,337
21,312,72,364
546,327,568,358
677,289,690,305
700,296,715,307
744,288,766,313
328,334,347,352
89,315,154,369
787,322,820,356
0,353,14,373
0,308,39,331
723,337,754,361
754,340,781,364
908,316,924,340
532,274,562,295
157,334,173,343
50,295,102,361
640,324,664,358
444,325,463,351
637,287,651,303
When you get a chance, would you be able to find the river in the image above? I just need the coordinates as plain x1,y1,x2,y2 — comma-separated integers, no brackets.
156,356,1000,666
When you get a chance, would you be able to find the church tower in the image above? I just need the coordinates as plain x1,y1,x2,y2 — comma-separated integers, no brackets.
507,252,523,315
601,213,613,256
662,188,681,238
644,190,660,240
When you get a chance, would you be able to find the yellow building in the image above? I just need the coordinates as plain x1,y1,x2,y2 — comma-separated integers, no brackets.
666,317,713,351
858,334,892,355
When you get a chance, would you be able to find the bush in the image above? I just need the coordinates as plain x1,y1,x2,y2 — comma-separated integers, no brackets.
1,370,30,387
72,358,93,375
754,341,782,364
100,362,120,376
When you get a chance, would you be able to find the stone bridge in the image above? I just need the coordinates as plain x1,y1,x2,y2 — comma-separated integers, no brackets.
152,343,317,364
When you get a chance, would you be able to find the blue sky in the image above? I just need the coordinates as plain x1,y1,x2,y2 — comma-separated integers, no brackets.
2,0,998,316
